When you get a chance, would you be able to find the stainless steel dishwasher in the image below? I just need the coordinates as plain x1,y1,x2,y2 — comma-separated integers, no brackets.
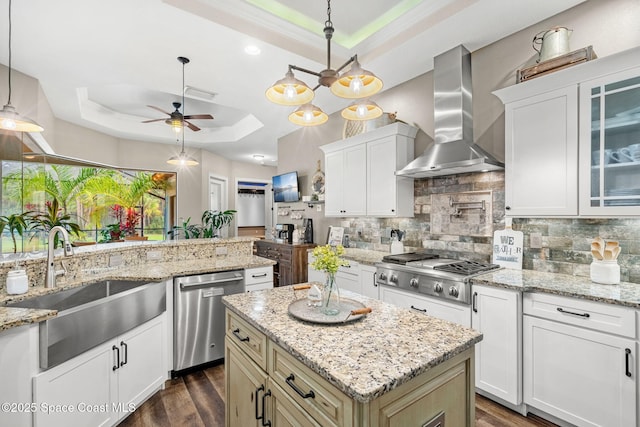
173,270,245,372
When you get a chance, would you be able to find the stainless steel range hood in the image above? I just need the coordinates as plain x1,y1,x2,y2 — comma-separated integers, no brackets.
396,45,504,178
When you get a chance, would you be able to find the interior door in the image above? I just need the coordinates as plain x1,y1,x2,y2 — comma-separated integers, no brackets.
209,174,229,237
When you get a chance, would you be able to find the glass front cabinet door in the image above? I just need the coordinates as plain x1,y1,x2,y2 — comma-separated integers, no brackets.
580,66,640,215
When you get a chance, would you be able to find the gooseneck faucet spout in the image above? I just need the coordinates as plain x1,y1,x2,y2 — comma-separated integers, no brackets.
45,226,74,288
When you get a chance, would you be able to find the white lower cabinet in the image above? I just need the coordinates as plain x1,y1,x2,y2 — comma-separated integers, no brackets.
336,262,360,295
523,293,636,427
380,285,471,327
33,314,166,427
0,324,38,427
245,266,274,292
359,265,378,300
471,285,522,406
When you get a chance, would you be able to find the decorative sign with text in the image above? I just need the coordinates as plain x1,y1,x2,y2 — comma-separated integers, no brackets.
492,228,524,270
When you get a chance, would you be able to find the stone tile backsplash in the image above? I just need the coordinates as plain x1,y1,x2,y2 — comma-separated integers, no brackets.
340,171,640,284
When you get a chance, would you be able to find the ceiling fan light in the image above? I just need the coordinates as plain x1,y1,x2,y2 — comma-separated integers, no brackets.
341,99,383,121
331,58,383,99
288,104,328,126
266,70,314,106
0,103,44,132
168,117,183,133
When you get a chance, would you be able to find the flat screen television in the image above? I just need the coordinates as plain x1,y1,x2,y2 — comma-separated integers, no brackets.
272,171,300,203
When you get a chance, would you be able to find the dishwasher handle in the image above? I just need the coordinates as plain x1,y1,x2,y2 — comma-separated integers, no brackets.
179,276,243,290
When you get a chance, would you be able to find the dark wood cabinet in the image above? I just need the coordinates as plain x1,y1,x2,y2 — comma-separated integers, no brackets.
254,241,315,287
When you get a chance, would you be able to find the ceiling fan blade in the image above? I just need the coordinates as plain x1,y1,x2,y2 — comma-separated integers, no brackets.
141,118,166,123
146,105,172,115
183,114,214,120
184,120,201,132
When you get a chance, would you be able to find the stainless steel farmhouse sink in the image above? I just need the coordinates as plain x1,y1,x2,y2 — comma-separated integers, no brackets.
8,279,166,369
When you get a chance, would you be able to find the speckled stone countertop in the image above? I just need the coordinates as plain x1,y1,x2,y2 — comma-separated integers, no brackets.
0,255,274,331
223,286,482,403
342,248,387,266
472,269,640,309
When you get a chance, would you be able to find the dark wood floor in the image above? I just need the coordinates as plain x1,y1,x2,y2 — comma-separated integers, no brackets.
120,364,557,426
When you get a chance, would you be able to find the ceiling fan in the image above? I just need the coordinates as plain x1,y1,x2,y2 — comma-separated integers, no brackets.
142,57,213,132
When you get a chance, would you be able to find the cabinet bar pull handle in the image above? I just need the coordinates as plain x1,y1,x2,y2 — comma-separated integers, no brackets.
232,328,250,342
472,292,478,313
112,345,120,371
261,389,272,427
285,374,315,399
373,272,377,287
120,341,128,366
411,305,427,313
556,307,590,318
255,385,265,421
625,348,632,378
252,273,268,278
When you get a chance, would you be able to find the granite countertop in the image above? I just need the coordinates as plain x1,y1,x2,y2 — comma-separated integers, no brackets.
0,255,275,331
472,268,640,309
222,286,482,403
342,248,388,266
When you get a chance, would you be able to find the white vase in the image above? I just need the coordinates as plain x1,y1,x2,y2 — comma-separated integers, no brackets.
590,260,620,285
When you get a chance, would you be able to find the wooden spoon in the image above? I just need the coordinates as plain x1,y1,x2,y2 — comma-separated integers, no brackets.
603,248,614,260
591,249,604,260
612,246,621,259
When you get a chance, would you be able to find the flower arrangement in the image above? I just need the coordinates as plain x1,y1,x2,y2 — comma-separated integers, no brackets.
310,244,349,315
310,244,349,273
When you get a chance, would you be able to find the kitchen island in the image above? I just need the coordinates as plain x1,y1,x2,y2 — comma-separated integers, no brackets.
223,286,482,427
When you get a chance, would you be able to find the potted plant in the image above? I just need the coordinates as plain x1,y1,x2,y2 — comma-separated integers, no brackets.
30,199,81,249
0,212,32,253
201,209,236,238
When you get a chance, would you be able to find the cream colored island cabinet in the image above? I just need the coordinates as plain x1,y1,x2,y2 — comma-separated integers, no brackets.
224,287,480,427
321,122,416,218
494,46,640,217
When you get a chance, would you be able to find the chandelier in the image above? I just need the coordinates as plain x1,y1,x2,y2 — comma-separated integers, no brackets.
265,0,383,126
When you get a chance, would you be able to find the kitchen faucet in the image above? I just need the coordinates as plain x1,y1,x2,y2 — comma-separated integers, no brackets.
45,226,74,288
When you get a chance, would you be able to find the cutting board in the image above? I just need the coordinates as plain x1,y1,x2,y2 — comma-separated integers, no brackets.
492,228,524,270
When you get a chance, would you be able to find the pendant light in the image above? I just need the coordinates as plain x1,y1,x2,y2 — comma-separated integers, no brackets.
289,103,329,126
0,0,44,132
341,99,383,121
167,56,198,166
266,0,383,126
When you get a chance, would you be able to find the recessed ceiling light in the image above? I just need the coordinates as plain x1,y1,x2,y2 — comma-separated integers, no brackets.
244,45,261,56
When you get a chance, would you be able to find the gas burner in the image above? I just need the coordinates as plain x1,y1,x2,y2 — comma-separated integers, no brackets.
433,260,500,276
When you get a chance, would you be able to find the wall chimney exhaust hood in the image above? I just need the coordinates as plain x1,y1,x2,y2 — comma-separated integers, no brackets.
396,45,504,178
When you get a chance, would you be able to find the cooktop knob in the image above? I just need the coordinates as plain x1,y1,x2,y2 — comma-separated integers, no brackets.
449,286,459,298
379,272,387,281
390,274,398,283
433,283,443,293
409,278,419,288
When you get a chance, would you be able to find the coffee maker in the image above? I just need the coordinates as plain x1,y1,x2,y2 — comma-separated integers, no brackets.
275,223,294,243
302,219,313,244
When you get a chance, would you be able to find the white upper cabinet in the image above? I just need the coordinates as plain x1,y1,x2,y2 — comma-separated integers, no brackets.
321,122,416,218
324,144,367,216
494,46,640,217
579,66,640,216
502,86,578,216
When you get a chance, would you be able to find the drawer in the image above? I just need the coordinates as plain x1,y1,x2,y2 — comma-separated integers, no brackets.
523,292,636,338
245,266,273,286
269,343,352,427
226,310,268,370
